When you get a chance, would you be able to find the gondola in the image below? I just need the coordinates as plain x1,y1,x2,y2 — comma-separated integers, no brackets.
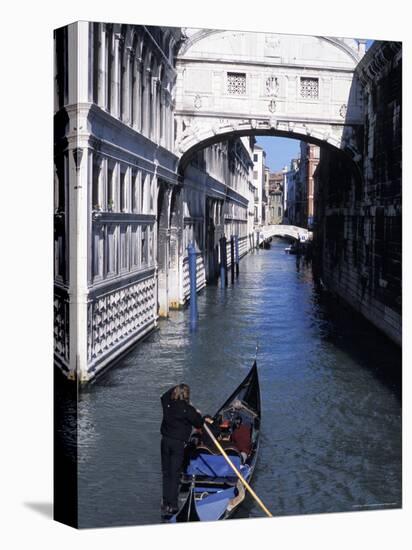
259,239,271,249
168,361,261,523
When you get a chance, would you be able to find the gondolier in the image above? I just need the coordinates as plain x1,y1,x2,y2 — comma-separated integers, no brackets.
170,361,271,523
160,383,212,515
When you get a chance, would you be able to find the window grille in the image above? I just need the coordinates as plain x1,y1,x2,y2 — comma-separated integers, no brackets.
227,72,246,95
300,77,319,99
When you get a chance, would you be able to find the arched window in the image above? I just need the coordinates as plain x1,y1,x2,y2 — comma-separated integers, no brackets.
142,49,151,136
148,57,156,140
159,65,164,145
54,26,68,110
92,23,100,104
117,32,125,119
107,161,116,211
120,169,126,212
142,172,151,213
106,26,113,113
92,154,101,210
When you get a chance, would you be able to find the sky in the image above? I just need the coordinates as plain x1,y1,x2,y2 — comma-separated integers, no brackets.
257,40,375,173
256,136,300,172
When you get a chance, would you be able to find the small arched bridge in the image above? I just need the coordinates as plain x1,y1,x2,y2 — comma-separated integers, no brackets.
260,224,311,242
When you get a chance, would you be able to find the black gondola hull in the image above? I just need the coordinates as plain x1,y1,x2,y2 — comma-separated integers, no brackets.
169,362,261,522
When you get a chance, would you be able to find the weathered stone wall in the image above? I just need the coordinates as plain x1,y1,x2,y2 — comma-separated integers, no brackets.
314,41,401,345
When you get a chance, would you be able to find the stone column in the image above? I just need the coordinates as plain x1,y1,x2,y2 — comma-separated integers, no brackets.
151,76,158,142
142,67,151,136
132,58,142,130
157,182,172,317
122,47,133,124
111,33,121,118
97,23,106,108
66,21,90,381
160,87,166,146
168,187,184,309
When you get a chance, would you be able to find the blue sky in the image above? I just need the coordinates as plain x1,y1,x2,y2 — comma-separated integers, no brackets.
257,39,374,172
256,136,300,172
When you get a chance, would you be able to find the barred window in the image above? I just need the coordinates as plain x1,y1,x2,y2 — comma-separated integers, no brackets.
300,77,319,99
227,72,246,95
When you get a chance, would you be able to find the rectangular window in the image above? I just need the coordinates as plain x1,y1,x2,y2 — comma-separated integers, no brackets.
132,171,138,213
147,226,153,265
141,226,148,267
92,157,100,210
107,163,115,211
253,171,258,180
92,226,104,280
131,225,139,267
107,225,117,275
92,228,98,278
300,77,319,99
120,170,126,212
120,225,128,270
227,72,246,95
253,154,258,162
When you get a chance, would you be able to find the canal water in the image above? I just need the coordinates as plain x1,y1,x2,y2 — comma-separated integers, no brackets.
76,239,402,528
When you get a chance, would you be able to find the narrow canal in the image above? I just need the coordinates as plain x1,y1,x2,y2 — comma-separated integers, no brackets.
76,239,402,528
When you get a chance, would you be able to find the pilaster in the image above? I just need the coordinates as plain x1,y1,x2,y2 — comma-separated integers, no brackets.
66,21,91,381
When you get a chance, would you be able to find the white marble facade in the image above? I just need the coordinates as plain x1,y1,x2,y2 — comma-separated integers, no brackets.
54,23,366,382
175,30,365,156
54,22,182,381
54,22,256,381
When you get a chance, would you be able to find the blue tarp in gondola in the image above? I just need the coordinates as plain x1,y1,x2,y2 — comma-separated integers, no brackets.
187,453,246,478
196,488,236,521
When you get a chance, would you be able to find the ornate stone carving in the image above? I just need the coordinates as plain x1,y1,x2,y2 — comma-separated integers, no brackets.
265,35,281,57
269,117,278,129
268,100,277,113
194,94,202,109
72,148,83,171
88,276,156,361
266,76,279,97
54,294,69,362
339,104,347,118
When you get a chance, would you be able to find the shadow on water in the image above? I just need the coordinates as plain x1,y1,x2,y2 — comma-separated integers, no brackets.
311,287,401,403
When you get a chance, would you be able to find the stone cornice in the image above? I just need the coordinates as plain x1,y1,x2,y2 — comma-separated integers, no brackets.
176,56,356,74
179,30,360,67
356,41,402,85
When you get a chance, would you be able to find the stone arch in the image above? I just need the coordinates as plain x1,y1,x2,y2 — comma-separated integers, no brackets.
179,29,362,64
176,127,364,211
178,126,343,171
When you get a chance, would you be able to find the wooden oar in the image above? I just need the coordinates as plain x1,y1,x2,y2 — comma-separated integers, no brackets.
203,423,272,518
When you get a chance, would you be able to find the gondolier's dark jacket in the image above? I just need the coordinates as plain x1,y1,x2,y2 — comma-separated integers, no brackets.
161,388,204,443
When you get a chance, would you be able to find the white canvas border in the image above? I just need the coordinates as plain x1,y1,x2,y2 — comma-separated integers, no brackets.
1,0,409,548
